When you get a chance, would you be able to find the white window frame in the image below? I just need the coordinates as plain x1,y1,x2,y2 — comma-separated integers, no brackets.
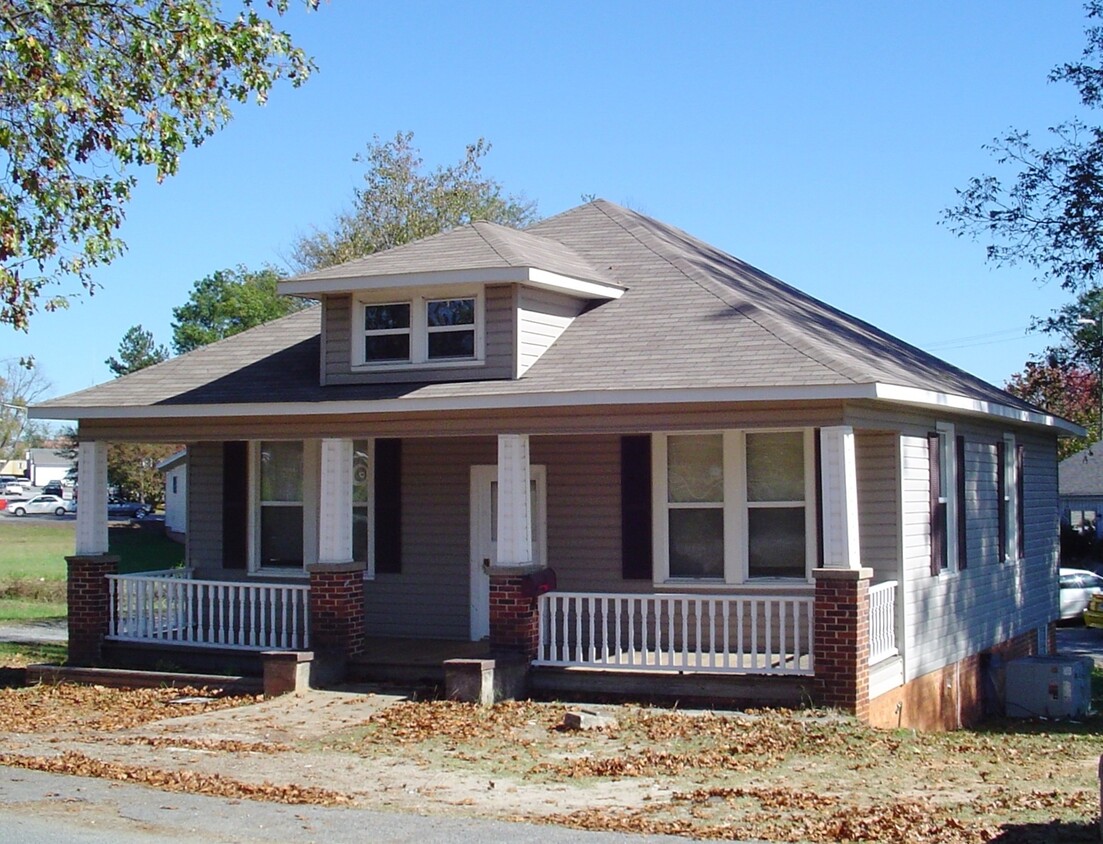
352,286,485,370
1002,432,1020,563
248,440,318,576
652,428,817,587
936,422,960,576
353,438,376,580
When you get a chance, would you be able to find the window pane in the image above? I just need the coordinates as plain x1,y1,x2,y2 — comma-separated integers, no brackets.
261,506,303,567
668,508,724,577
352,441,370,504
748,507,806,578
427,298,475,327
668,435,723,503
352,505,369,563
364,303,410,331
428,330,475,359
365,334,410,362
746,432,804,502
260,441,302,502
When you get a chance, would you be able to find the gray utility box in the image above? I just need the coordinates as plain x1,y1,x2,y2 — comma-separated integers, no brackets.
1005,655,1093,718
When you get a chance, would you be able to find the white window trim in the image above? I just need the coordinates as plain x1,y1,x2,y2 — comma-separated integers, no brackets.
351,286,485,370
248,440,318,577
1003,432,1020,563
936,422,960,577
652,428,817,587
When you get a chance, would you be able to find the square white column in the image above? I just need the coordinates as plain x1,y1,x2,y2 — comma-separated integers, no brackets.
496,434,533,567
76,440,109,556
820,425,861,569
317,438,354,565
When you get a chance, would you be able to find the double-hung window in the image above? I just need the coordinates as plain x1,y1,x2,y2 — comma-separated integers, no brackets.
654,429,815,584
998,433,1024,562
357,291,482,367
255,441,304,570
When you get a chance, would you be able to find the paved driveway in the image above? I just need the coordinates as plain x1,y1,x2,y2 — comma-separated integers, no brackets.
1056,624,1103,668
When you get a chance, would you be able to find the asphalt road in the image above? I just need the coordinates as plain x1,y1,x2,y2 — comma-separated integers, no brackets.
0,767,688,844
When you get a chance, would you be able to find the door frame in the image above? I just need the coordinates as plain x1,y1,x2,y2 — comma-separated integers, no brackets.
469,464,547,641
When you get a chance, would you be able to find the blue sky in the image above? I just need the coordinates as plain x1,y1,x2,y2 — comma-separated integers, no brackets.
4,1,1096,407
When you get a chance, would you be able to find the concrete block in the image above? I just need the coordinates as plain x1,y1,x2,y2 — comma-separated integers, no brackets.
444,656,530,706
262,650,314,697
562,709,618,731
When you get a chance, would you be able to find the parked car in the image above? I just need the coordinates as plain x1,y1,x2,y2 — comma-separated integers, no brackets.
108,499,149,519
1,482,24,496
42,481,64,497
1058,567,1103,621
8,494,73,517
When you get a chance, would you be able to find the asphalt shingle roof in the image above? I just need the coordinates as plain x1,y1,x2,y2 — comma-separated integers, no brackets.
1060,442,1103,495
34,199,1044,417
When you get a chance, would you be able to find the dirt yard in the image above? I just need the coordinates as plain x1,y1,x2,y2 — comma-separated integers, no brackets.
0,676,1099,843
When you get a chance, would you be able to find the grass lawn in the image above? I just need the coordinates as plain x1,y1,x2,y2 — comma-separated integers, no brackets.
0,518,182,620
0,641,66,667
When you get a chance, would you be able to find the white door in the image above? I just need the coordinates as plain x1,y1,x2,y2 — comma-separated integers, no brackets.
469,465,547,640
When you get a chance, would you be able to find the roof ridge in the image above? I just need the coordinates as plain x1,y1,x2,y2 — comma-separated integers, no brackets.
588,202,861,384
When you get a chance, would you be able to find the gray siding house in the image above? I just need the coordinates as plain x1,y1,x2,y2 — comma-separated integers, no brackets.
32,200,1076,729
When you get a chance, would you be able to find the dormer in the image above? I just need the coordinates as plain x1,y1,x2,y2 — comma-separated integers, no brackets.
279,221,625,385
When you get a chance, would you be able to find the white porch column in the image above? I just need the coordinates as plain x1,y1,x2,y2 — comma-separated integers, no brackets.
75,440,109,556
496,434,533,567
317,438,354,565
819,425,861,569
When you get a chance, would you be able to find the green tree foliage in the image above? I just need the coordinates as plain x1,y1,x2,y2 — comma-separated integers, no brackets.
0,359,51,463
943,2,1103,291
171,265,307,354
0,0,317,330
107,441,179,506
290,131,538,272
105,324,169,376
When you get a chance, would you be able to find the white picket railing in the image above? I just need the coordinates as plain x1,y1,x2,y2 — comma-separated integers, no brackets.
535,592,814,675
107,571,310,651
868,580,898,664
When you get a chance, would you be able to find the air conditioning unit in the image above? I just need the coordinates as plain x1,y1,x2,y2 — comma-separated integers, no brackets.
1005,656,1094,718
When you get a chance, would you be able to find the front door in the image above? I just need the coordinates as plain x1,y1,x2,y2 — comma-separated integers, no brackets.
469,465,547,640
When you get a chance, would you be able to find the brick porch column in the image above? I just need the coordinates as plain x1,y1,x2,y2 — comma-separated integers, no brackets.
307,562,366,659
489,565,541,657
66,554,118,666
813,567,872,720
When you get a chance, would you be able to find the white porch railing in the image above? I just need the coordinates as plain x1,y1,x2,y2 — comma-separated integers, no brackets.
868,580,898,664
107,571,310,651
535,592,814,675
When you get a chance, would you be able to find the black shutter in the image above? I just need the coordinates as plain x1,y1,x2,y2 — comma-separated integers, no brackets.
996,440,1007,563
222,441,248,570
956,435,968,571
928,432,944,576
1016,444,1026,559
621,435,653,580
374,438,402,574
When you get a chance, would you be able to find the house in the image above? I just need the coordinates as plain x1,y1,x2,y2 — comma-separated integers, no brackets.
30,200,1077,730
157,450,187,540
26,447,74,487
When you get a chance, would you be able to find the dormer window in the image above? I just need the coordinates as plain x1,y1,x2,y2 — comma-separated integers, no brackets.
355,288,484,369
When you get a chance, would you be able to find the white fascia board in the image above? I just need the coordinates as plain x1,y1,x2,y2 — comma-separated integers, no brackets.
30,381,1078,435
871,383,1085,436
278,267,625,300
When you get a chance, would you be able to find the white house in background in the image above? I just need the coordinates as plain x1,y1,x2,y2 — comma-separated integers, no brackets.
26,448,74,486
157,450,187,538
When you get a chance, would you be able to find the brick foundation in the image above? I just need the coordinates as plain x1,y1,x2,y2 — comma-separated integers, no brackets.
812,567,872,721
307,563,365,660
868,627,1046,731
488,571,540,657
66,554,119,666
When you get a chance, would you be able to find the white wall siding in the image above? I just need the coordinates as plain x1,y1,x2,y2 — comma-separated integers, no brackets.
517,288,584,376
899,429,1059,681
163,465,187,534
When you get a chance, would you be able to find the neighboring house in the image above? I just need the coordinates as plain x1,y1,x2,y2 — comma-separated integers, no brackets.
1058,441,1103,539
0,459,27,478
26,448,74,487
31,200,1077,730
157,450,187,539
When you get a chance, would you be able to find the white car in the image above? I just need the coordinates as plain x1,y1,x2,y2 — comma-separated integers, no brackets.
7,494,73,517
1058,567,1103,620
1,482,24,496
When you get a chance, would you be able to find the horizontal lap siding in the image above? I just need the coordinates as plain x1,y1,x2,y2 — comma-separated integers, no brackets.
363,437,494,639
855,431,899,582
518,288,584,376
322,295,351,385
186,442,222,570
900,430,1058,680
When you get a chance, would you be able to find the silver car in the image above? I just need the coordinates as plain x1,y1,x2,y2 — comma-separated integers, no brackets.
7,494,73,517
1058,567,1103,620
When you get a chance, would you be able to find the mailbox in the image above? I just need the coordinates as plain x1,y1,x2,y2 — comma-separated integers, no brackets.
520,567,557,598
